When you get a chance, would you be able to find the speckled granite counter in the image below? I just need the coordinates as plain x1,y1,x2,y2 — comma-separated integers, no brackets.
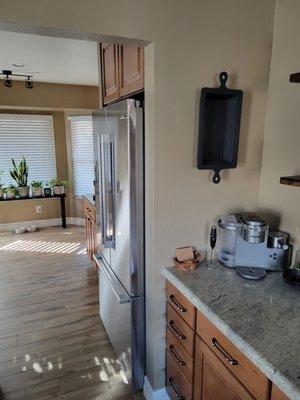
162,263,300,400
82,194,95,206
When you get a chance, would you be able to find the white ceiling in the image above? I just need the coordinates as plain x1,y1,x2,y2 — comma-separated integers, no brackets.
0,31,98,86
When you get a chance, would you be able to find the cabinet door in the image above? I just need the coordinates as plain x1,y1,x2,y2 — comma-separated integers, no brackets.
86,217,91,260
118,44,144,97
100,42,119,105
194,336,255,400
271,384,289,400
91,217,97,255
197,311,269,400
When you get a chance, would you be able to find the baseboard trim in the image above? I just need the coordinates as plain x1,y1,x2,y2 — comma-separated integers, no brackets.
143,376,169,400
67,217,85,226
0,217,85,232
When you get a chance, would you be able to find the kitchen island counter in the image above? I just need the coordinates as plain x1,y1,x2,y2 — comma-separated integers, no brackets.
162,263,299,400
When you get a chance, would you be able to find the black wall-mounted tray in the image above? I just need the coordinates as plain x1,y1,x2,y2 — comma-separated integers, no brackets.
197,72,243,183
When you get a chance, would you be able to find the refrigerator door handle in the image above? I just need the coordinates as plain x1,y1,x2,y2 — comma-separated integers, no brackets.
100,137,116,249
93,254,131,304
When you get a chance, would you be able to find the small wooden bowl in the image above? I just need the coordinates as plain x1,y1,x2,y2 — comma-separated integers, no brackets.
174,251,201,271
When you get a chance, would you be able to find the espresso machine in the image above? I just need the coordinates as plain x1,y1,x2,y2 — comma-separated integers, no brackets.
218,213,292,279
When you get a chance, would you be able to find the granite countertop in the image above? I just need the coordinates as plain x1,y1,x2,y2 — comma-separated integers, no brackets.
82,194,95,207
162,262,300,400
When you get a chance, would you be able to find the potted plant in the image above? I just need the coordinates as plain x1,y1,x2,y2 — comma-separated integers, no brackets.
10,157,29,198
31,181,43,197
0,170,4,199
48,178,69,195
43,184,52,197
6,185,19,199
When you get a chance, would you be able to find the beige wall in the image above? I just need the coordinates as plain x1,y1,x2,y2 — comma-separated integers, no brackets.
259,0,300,256
0,81,99,110
0,0,275,390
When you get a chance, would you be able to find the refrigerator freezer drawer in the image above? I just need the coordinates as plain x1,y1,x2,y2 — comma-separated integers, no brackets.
95,254,145,392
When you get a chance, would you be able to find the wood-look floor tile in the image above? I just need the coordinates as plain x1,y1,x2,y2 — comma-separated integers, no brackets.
3,380,59,400
0,227,131,399
0,335,18,351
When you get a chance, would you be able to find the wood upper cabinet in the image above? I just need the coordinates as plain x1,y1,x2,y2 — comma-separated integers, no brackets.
118,45,144,97
100,43,144,105
271,384,289,400
194,336,255,400
100,43,119,105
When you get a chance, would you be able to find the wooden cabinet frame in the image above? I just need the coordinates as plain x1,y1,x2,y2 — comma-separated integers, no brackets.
100,42,144,105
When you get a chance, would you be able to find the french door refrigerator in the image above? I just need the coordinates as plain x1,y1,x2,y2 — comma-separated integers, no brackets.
92,99,145,392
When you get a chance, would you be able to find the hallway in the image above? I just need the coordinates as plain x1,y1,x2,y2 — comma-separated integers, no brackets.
0,226,132,400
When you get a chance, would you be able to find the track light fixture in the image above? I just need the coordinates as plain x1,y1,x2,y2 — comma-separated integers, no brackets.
1,70,34,89
25,76,33,89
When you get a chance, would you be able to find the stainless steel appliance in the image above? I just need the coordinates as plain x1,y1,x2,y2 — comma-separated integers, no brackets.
93,99,145,392
218,213,292,279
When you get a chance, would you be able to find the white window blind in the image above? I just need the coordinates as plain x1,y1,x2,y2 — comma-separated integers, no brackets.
0,114,57,186
69,116,94,196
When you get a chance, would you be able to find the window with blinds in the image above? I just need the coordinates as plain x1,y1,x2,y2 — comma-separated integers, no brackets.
69,116,94,197
0,114,57,186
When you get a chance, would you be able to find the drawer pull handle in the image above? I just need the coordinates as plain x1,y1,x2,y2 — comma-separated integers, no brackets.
168,321,186,340
169,345,186,366
170,295,187,313
211,337,238,366
169,377,185,400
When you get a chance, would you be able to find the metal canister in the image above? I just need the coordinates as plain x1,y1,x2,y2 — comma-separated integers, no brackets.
268,231,289,249
241,213,268,244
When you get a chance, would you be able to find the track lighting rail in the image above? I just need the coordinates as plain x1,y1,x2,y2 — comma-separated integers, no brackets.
1,69,34,89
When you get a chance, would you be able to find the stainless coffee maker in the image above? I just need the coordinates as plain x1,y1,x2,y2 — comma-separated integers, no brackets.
218,213,292,279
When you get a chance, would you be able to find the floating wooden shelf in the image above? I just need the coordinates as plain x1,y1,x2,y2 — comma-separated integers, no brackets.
280,175,300,187
289,73,300,83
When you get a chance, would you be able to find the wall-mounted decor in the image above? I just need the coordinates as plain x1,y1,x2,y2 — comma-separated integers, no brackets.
1,70,33,89
197,72,243,183
289,72,300,83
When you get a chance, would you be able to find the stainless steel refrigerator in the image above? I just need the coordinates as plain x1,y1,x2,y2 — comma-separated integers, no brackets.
92,99,145,392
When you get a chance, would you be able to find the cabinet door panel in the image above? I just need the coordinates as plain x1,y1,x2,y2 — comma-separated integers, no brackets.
119,45,144,97
91,217,97,255
194,336,255,400
101,42,119,104
197,311,269,400
271,384,289,400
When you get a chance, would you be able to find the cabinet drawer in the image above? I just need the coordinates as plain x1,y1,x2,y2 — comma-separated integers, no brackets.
167,303,195,357
166,351,193,400
166,281,196,329
167,328,194,384
197,312,270,400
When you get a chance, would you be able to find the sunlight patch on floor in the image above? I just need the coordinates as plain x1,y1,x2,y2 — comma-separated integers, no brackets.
0,240,87,254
